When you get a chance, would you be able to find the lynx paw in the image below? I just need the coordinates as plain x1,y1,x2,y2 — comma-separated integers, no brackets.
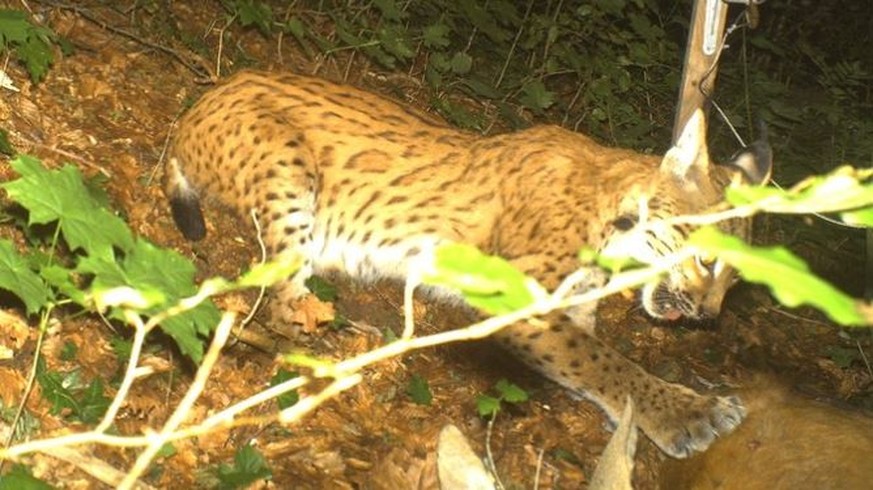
639,389,746,458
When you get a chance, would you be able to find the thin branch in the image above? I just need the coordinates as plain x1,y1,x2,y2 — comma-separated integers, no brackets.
119,312,237,489
33,0,214,80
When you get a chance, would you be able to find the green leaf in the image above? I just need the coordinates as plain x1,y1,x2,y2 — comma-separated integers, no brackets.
0,464,54,490
0,240,51,315
18,32,53,82
406,374,433,406
457,2,509,43
430,98,485,131
156,443,177,459
239,259,301,288
270,369,300,410
0,9,32,43
36,358,81,418
726,166,873,218
461,78,502,99
60,341,77,361
2,156,134,260
304,275,337,302
109,336,133,363
80,239,219,362
689,227,866,326
283,16,314,58
450,52,473,75
232,0,273,35
382,327,398,344
285,16,305,38
379,25,415,60
373,0,405,21
0,10,56,83
824,346,858,368
40,264,85,305
216,444,272,490
519,80,555,112
475,394,501,418
423,243,536,316
121,241,220,362
0,128,14,155
78,377,110,424
841,206,873,227
422,23,451,48
551,447,582,465
495,379,528,404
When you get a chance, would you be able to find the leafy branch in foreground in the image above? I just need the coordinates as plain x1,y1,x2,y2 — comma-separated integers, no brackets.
0,155,219,362
726,165,873,226
428,165,873,327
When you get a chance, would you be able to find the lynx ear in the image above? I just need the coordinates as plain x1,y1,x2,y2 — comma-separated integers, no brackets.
660,109,709,179
727,122,773,185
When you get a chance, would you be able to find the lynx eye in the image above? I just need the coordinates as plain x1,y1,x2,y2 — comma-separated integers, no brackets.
612,215,637,231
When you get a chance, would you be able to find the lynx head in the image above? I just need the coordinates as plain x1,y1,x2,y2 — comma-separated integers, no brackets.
601,110,772,321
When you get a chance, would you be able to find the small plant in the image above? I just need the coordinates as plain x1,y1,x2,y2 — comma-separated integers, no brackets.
36,358,111,424
476,379,529,419
221,0,274,36
211,444,273,489
0,9,59,82
406,373,433,406
0,464,53,489
270,369,300,409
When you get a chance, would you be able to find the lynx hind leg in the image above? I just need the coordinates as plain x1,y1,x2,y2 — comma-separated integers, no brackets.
495,319,745,458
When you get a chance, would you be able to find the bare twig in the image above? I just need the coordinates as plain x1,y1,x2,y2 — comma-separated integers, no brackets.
236,209,269,330
50,446,155,490
213,14,237,79
146,108,184,187
119,312,237,489
533,447,545,490
855,339,873,378
1,307,52,473
495,0,534,89
28,141,112,178
33,0,214,80
94,311,148,434
484,415,505,490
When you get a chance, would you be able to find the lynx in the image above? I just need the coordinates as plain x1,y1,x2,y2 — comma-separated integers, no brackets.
164,71,771,458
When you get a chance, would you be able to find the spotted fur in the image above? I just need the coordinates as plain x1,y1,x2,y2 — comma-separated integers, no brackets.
164,71,772,458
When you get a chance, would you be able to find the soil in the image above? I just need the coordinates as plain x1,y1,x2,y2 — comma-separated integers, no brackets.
0,2,870,489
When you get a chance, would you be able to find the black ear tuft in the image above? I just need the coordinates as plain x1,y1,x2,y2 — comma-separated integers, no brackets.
729,119,773,185
170,192,207,241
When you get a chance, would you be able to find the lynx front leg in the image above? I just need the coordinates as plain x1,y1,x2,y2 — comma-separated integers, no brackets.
247,136,321,327
494,318,745,458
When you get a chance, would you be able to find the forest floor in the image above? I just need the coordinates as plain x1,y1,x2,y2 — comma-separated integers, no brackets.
0,2,871,488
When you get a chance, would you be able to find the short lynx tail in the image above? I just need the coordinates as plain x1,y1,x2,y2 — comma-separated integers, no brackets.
165,157,207,241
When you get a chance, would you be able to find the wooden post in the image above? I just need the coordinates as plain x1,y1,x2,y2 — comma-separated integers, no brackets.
673,0,729,143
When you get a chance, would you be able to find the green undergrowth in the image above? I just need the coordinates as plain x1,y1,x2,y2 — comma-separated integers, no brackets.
0,155,220,362
213,0,872,179
0,155,298,364
0,8,64,83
